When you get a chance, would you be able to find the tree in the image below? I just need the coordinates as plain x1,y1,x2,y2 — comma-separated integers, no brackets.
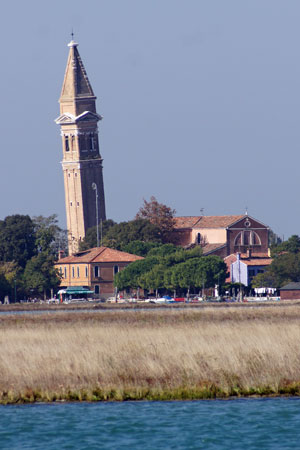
103,219,162,250
0,215,36,268
252,252,300,289
114,257,159,291
147,243,178,258
139,264,165,296
23,252,61,298
122,240,161,257
271,235,300,257
33,214,67,257
135,196,176,242
79,219,117,250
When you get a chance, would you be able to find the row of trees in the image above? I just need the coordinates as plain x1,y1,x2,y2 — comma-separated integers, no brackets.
0,214,66,300
114,245,227,297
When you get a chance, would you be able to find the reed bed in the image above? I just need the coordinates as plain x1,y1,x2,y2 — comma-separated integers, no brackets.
1,305,300,402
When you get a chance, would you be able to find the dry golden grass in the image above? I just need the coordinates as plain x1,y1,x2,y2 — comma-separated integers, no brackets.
1,305,300,402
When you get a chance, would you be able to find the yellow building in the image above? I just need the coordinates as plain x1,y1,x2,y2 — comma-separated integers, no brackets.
56,247,143,298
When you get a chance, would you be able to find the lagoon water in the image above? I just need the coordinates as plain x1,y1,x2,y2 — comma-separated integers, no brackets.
0,398,299,449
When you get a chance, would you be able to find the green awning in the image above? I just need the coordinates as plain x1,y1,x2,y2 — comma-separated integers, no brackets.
65,287,94,294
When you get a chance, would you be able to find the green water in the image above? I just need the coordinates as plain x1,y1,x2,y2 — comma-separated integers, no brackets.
0,398,299,449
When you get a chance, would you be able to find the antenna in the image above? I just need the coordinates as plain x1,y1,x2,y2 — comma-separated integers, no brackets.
71,28,74,40
245,206,248,215
200,208,204,216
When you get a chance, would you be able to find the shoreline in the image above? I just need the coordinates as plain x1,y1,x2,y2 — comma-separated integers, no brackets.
1,299,300,313
1,385,300,405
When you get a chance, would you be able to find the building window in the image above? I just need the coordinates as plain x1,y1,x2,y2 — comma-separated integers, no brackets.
197,233,201,244
114,265,119,275
72,267,75,278
71,135,75,150
94,266,100,277
85,266,88,278
65,135,69,152
77,266,80,277
77,202,79,207
59,267,63,276
234,231,261,247
68,173,71,177
64,267,67,278
75,172,77,177
94,285,100,295
70,202,72,206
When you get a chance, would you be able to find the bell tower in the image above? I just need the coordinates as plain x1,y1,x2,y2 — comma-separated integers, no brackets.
55,39,106,254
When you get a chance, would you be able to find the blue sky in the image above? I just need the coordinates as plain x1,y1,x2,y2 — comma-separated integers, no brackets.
0,0,299,239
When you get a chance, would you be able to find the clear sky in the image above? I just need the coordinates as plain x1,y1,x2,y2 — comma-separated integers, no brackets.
0,0,299,239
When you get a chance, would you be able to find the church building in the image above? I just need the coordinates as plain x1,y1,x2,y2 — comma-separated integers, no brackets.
55,39,106,255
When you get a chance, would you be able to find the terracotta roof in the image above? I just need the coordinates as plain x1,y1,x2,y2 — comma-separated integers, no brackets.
242,259,272,266
197,215,245,228
202,243,226,255
174,215,245,229
57,247,144,264
174,217,202,228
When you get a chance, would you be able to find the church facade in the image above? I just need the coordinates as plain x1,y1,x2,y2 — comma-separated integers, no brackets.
55,39,106,255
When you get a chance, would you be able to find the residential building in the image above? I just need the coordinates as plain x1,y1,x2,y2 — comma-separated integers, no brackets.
56,247,143,298
55,39,106,254
225,251,273,286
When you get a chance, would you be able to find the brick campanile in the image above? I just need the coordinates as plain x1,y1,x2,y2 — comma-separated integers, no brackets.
55,39,106,254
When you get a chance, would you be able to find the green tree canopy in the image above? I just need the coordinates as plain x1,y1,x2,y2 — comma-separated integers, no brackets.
79,219,117,250
0,215,36,268
114,257,159,291
121,240,161,257
252,252,300,289
103,219,162,250
23,252,61,298
271,235,300,257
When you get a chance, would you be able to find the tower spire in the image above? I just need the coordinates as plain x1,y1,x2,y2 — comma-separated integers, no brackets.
55,40,106,254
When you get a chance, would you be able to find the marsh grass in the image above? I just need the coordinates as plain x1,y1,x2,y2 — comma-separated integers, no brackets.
1,305,300,402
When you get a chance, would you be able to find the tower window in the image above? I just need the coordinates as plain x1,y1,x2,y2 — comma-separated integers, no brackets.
64,267,67,278
114,265,119,275
89,134,96,151
85,266,88,277
75,172,78,177
77,266,80,277
77,202,79,207
65,135,70,152
70,202,72,206
72,267,75,278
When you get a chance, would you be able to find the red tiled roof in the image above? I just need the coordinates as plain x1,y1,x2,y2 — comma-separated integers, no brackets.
225,253,272,267
202,243,226,255
242,259,273,266
57,247,144,264
197,215,245,228
174,215,245,229
173,217,202,228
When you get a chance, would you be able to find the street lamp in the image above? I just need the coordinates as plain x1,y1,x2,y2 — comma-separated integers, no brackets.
91,182,99,247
